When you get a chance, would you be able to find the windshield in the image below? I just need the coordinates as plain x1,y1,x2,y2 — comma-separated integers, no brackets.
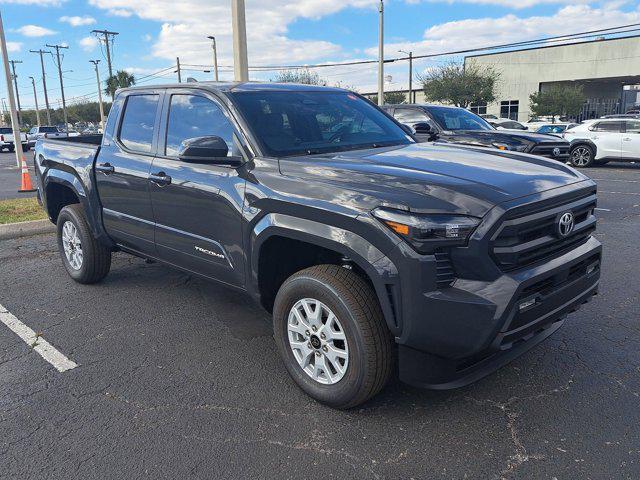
0,128,12,134
426,107,493,131
40,126,59,133
537,125,566,134
230,90,412,156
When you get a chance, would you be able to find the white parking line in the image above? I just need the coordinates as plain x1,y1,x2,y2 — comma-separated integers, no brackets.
595,208,611,212
0,303,78,372
591,178,639,184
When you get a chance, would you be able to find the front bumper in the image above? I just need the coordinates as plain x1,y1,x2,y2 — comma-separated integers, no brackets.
397,236,601,389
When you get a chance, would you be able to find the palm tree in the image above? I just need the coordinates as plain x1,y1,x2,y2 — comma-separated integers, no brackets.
105,70,136,98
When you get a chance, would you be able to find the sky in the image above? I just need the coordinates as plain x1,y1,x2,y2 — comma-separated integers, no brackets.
0,0,639,111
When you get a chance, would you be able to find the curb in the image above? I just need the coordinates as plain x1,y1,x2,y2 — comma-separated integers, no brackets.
0,219,55,240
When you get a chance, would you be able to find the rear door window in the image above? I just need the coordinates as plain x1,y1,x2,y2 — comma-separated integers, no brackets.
625,120,640,133
118,94,159,153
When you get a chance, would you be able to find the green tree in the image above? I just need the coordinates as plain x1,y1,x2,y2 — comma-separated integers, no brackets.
369,91,407,105
272,69,326,86
417,61,500,108
529,85,585,121
5,101,112,129
105,70,136,98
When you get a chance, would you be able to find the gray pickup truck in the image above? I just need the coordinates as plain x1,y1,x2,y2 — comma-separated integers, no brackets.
34,82,601,408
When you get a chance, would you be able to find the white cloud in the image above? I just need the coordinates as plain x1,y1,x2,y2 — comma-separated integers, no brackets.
87,0,379,76
79,36,99,52
142,34,152,42
15,24,57,37
0,0,64,5
406,0,591,9
59,15,96,27
7,41,22,53
110,8,133,17
366,4,640,59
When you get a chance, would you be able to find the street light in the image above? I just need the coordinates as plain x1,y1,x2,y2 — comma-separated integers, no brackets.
207,36,219,81
399,49,413,103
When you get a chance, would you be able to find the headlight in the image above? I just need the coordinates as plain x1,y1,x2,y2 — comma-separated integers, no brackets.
372,207,480,253
492,142,528,152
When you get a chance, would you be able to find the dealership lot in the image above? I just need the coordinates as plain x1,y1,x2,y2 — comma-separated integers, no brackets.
1,156,639,478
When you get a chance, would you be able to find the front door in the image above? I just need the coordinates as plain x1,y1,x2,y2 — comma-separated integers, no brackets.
95,92,162,256
149,90,246,287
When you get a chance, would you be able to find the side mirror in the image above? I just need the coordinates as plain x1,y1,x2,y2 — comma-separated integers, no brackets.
178,136,241,166
400,124,414,135
412,122,432,135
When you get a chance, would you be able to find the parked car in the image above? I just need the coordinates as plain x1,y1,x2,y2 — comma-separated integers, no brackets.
535,123,578,137
27,125,66,148
0,127,28,152
384,104,570,161
626,109,640,115
35,83,601,408
480,113,498,120
564,118,640,167
487,117,528,130
600,114,640,119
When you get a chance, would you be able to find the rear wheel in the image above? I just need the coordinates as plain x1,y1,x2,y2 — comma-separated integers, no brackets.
57,204,111,284
570,145,595,168
7,145,14,153
273,265,394,409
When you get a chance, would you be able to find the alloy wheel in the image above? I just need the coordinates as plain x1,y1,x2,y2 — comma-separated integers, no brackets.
287,298,349,385
61,220,83,270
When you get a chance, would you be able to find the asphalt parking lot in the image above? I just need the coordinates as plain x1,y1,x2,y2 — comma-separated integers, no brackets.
1,152,639,479
0,149,36,200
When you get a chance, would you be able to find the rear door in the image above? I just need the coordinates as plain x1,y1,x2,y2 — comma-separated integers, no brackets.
590,121,623,160
149,89,246,287
622,120,640,160
95,91,162,256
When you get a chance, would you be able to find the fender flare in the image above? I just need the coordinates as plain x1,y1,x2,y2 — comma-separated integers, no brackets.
43,170,113,246
248,213,401,335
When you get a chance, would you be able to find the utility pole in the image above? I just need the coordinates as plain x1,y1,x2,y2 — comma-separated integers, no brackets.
30,49,52,124
29,76,41,126
90,60,105,132
399,50,413,103
46,43,69,134
377,0,384,106
207,35,219,81
231,0,249,82
91,29,118,98
176,57,182,83
0,12,25,167
9,59,22,125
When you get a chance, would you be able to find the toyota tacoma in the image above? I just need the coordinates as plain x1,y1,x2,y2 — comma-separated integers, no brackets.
34,83,601,409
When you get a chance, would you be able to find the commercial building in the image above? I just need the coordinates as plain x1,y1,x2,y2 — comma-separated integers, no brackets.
464,35,640,122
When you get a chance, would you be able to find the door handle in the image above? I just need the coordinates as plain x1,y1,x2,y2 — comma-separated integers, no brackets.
149,172,172,186
96,163,114,174
623,137,632,141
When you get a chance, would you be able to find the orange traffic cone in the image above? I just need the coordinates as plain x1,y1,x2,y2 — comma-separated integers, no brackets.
18,156,36,193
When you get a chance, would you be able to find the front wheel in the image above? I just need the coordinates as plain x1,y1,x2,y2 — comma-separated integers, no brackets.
570,145,595,168
57,204,111,284
273,265,394,409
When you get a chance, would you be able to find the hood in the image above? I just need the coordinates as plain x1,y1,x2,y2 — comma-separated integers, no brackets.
277,142,589,218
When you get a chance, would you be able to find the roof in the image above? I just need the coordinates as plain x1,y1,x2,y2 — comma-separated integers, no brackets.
124,81,346,93
465,34,640,59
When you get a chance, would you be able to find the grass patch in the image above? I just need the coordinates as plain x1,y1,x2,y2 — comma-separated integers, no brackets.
0,197,47,225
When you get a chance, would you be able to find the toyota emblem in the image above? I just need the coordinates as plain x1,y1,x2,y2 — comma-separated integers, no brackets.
557,212,575,237
552,147,561,157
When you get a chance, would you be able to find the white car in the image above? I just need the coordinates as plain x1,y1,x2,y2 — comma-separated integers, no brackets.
27,125,66,148
535,123,578,137
487,118,528,130
0,127,28,152
564,118,640,167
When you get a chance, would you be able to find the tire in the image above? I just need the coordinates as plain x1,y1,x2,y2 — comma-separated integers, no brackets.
21,144,28,152
57,204,111,284
273,265,394,409
7,146,14,153
570,144,595,168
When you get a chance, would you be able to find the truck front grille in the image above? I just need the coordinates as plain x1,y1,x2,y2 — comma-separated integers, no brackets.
529,143,569,158
435,250,455,288
490,189,597,271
